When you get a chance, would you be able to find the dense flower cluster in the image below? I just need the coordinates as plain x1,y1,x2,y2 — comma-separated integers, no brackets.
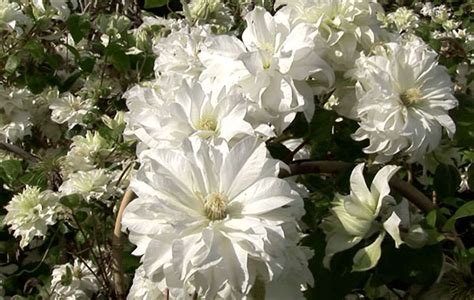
1,0,471,299
118,0,462,298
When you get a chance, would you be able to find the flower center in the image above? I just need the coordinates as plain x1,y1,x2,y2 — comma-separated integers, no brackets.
73,266,83,279
196,116,217,132
204,192,228,221
400,88,423,107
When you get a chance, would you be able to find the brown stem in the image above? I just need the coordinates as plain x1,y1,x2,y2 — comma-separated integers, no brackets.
0,142,39,162
279,160,436,213
112,189,136,300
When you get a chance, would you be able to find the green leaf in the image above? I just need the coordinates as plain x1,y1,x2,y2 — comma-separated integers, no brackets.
303,232,369,300
79,56,96,73
443,201,474,231
144,0,168,9
24,40,45,61
67,14,91,43
426,210,437,228
106,43,130,72
0,160,22,183
60,194,82,208
352,233,385,272
61,266,73,286
59,71,82,92
75,210,89,223
375,243,443,287
75,231,86,245
5,55,20,73
20,170,48,190
433,164,461,199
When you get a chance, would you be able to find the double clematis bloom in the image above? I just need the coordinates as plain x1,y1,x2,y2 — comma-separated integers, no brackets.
351,37,458,162
201,6,334,134
124,81,254,153
122,137,311,298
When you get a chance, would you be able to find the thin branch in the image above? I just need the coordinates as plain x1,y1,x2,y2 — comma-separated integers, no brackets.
112,189,136,300
0,142,40,162
279,160,436,213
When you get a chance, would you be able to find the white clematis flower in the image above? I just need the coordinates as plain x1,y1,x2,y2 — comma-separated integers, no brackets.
62,131,112,175
0,87,33,142
122,137,310,298
50,259,99,300
153,25,210,82
321,163,400,271
0,0,30,33
4,186,62,248
125,81,254,153
201,6,334,134
49,92,94,129
59,169,116,203
351,37,458,162
275,0,384,71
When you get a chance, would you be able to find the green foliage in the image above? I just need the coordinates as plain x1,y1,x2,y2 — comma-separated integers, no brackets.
443,201,474,231
144,0,169,9
434,164,461,199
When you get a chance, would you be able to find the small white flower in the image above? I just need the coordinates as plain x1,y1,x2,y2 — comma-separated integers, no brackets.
385,7,420,32
3,186,61,248
62,131,111,174
153,25,210,82
59,169,115,202
122,137,310,298
351,37,458,162
186,0,234,32
50,259,99,300
0,87,33,142
0,0,30,33
321,163,400,270
50,0,78,21
431,5,450,25
419,2,434,17
49,92,94,129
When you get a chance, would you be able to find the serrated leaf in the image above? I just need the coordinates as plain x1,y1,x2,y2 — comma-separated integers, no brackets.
144,0,168,9
443,201,474,231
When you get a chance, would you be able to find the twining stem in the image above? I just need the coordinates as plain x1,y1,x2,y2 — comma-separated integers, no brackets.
112,189,136,300
279,160,436,212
